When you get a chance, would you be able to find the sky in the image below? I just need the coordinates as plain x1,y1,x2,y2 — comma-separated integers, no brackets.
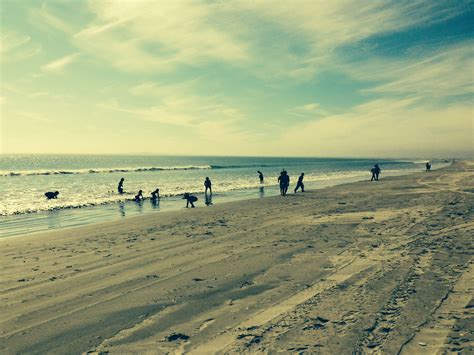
0,0,473,158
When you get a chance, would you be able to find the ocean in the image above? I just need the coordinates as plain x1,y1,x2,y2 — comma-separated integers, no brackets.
0,155,443,237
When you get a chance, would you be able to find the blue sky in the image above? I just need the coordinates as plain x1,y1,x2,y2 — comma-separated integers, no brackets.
1,0,473,157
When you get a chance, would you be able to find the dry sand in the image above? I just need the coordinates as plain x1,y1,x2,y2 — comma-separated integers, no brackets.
1,161,472,354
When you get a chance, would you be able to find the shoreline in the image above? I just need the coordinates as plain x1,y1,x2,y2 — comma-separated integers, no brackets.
0,164,448,239
1,161,472,353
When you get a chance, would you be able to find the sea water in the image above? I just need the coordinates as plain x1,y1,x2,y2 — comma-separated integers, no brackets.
0,155,444,237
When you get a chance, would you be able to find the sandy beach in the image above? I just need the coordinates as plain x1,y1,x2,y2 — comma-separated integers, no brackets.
1,161,472,354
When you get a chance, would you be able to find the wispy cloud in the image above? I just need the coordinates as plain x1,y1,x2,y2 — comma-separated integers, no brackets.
42,53,80,72
1,0,471,156
68,0,467,80
289,103,327,118
230,0,466,79
74,1,249,71
28,3,75,35
16,111,53,123
280,98,473,157
99,79,253,146
0,31,30,53
0,30,41,61
361,43,474,99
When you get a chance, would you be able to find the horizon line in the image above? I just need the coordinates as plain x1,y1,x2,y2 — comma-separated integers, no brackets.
0,152,466,160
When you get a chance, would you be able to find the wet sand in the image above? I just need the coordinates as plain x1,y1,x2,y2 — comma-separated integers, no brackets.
1,161,472,354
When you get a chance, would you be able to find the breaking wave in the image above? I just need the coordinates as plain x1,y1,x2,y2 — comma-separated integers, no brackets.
0,164,278,177
0,165,213,177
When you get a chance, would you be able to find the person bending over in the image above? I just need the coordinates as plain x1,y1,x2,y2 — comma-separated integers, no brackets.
134,189,144,202
45,191,59,199
183,192,198,208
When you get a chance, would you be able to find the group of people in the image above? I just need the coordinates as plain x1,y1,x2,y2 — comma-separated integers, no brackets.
42,170,306,204
118,178,161,203
183,177,212,208
276,170,305,196
117,176,213,208
370,164,381,181
45,163,427,202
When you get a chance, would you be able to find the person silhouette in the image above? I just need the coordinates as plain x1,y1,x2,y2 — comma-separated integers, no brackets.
257,171,264,184
134,189,144,202
374,164,381,180
45,191,59,199
118,178,125,194
183,192,198,208
278,170,290,196
294,173,305,193
371,164,381,181
204,177,212,195
150,188,160,202
426,162,431,172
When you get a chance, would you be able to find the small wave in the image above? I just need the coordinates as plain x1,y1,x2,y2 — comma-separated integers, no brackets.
0,165,213,177
210,164,272,169
0,164,282,176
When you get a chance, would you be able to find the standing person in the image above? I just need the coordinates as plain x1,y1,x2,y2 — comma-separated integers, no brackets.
134,189,143,202
371,164,381,181
294,173,305,193
257,171,264,184
150,188,160,202
118,177,125,194
204,177,212,195
283,171,290,195
374,164,381,181
426,162,431,172
278,171,285,195
278,170,290,196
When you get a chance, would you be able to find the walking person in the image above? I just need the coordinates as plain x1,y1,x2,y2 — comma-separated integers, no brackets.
294,173,305,193
204,177,212,195
257,171,264,184
374,164,381,180
371,164,381,181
